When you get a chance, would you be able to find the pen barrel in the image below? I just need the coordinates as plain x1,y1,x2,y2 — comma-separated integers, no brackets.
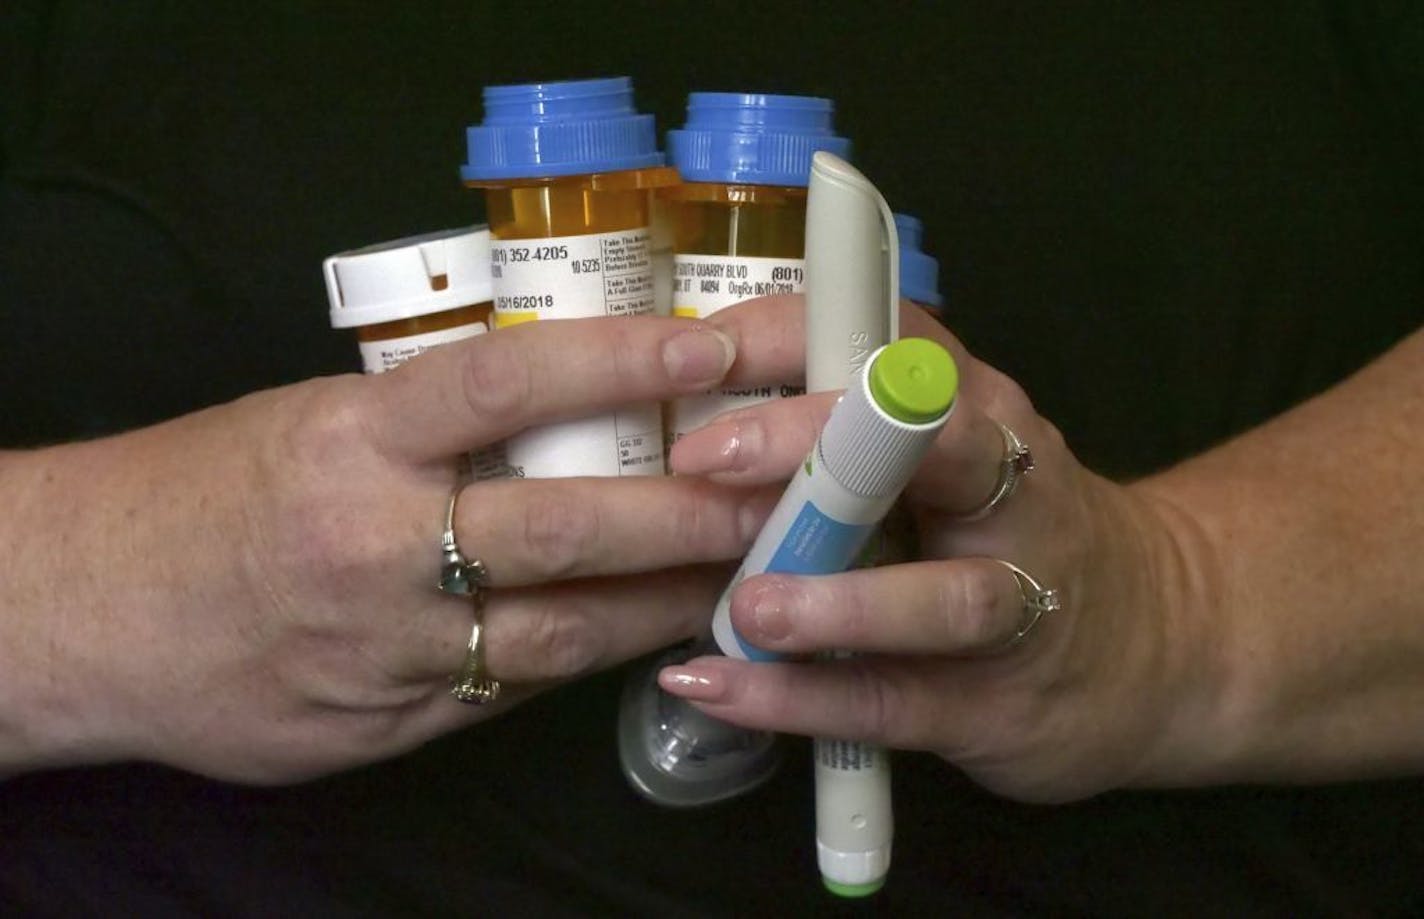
815,736,893,888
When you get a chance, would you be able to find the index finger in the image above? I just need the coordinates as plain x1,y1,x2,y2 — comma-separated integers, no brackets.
368,315,738,462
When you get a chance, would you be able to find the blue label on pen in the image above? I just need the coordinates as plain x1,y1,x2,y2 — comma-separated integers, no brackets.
766,501,874,576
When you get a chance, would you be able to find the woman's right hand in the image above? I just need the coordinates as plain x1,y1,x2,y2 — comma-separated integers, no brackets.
660,301,1424,801
0,314,788,783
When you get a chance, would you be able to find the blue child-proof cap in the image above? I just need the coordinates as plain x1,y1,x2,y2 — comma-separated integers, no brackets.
894,213,944,309
666,93,852,187
460,76,667,181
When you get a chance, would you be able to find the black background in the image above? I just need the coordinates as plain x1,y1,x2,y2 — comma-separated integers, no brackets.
2,1,1423,915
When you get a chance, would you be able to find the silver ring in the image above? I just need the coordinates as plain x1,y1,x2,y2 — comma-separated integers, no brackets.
438,482,488,599
992,559,1062,649
957,422,1034,521
450,596,501,704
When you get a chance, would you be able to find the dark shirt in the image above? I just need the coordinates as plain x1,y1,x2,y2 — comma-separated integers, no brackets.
2,2,1422,915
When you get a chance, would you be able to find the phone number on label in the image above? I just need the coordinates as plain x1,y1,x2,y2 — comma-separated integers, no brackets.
493,245,569,264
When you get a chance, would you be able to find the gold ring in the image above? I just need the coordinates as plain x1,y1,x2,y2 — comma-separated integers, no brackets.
450,593,501,704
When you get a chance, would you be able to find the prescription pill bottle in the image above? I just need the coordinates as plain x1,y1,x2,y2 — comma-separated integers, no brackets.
324,225,494,373
324,225,506,479
662,93,850,443
461,77,680,479
893,213,944,314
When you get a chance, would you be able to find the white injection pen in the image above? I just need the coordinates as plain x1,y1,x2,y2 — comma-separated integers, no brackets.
705,152,913,894
806,152,901,898
704,336,957,896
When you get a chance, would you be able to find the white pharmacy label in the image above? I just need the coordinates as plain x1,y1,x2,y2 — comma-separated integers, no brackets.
490,228,663,478
359,322,487,375
491,229,657,324
670,254,806,442
671,253,804,318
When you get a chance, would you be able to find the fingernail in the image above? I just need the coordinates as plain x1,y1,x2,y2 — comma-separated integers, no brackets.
669,420,740,474
669,416,763,477
658,664,728,702
745,583,791,641
663,328,736,387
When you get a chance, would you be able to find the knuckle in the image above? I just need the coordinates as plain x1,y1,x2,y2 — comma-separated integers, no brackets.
520,487,600,581
669,482,739,558
844,661,911,747
516,604,603,680
947,565,1007,648
981,366,1034,417
1036,417,1068,457
277,380,378,471
608,324,646,390
837,579,877,646
236,381,392,617
666,486,711,552
459,335,533,421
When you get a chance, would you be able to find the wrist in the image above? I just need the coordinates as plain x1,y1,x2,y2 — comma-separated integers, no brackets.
0,447,135,775
1116,475,1254,788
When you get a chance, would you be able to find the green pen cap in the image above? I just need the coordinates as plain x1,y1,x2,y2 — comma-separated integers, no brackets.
868,337,958,424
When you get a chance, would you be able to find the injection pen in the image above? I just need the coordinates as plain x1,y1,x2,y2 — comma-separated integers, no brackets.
707,339,957,894
708,338,956,661
804,152,901,897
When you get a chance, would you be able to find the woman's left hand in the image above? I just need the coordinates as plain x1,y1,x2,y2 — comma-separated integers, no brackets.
656,297,1227,803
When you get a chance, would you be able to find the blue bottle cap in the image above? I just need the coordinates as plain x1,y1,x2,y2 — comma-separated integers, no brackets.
666,93,852,187
460,77,666,181
894,213,944,309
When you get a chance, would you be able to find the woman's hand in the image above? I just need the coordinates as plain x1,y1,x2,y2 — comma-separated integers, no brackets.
657,299,1228,803
0,316,775,783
